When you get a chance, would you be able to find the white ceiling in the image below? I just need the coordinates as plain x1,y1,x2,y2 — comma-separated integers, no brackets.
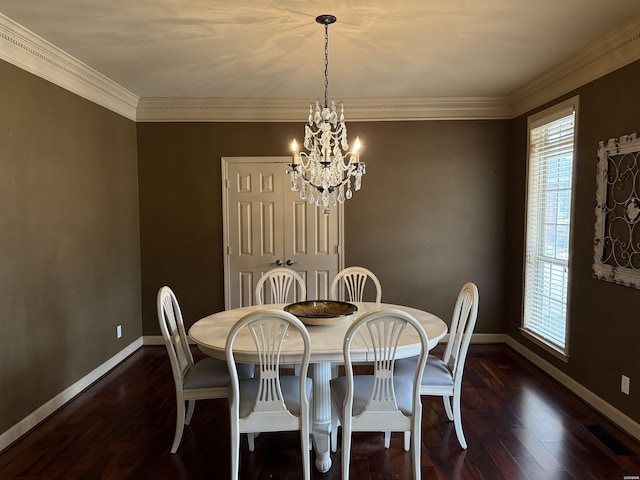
1,0,640,102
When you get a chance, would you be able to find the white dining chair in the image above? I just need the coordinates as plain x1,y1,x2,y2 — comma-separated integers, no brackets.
392,282,479,450
330,308,430,480
226,309,313,480
254,266,307,381
329,266,383,379
157,286,253,454
255,267,307,305
330,266,382,303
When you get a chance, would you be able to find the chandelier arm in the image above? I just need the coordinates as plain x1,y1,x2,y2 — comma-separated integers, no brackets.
291,162,365,191
293,170,333,194
298,150,359,170
296,172,346,194
296,152,313,170
307,153,350,170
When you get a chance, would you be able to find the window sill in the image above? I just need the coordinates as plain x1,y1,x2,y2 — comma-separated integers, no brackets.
519,328,569,363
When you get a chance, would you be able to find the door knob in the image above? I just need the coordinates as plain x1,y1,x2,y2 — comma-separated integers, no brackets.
271,260,283,266
286,260,297,266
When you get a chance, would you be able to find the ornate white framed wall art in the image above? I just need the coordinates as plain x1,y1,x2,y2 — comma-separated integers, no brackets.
593,133,640,288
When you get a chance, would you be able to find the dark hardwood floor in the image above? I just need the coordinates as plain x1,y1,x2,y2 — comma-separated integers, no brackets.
1,344,639,479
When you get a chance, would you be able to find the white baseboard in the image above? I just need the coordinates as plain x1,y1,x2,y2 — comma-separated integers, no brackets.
0,337,143,453
434,332,508,345
506,337,640,443
144,335,199,346
142,335,165,345
470,333,508,344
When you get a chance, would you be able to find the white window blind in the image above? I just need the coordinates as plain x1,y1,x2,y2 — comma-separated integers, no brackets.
523,100,577,356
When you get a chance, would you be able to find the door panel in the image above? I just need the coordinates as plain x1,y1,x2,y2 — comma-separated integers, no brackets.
226,162,285,308
283,177,340,303
223,157,343,309
292,200,307,255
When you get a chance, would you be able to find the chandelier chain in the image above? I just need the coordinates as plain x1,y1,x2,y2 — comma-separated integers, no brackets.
324,22,329,109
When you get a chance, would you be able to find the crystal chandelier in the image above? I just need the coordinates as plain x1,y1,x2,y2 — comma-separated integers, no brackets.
289,14,365,214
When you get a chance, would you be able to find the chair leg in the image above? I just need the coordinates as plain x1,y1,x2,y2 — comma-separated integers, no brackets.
442,394,454,421
385,431,412,451
185,399,196,425
247,432,256,452
170,398,186,454
301,421,311,480
412,419,422,480
309,392,313,451
331,403,338,452
230,423,240,480
452,389,467,449
342,420,352,480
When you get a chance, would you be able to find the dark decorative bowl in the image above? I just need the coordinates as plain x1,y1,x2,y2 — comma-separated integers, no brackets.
284,300,358,326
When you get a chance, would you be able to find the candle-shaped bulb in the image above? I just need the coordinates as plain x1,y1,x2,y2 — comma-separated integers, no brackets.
291,139,299,164
352,137,361,163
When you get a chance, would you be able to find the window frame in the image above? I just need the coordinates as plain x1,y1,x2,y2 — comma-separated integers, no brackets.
521,96,579,361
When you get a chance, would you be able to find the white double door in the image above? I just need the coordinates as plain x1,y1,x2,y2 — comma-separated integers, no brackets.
222,157,343,309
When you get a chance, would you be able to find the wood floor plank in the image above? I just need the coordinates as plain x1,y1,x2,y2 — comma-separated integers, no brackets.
1,344,640,479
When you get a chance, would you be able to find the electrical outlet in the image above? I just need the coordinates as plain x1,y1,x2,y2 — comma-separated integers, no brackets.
116,325,122,339
621,375,630,395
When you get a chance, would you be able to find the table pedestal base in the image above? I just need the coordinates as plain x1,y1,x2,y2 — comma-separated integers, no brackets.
311,362,333,473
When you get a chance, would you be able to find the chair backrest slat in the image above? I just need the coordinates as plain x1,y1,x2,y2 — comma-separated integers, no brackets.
248,319,289,412
366,318,406,411
255,267,307,305
443,282,479,380
158,287,194,385
344,309,429,417
226,309,311,418
330,266,382,303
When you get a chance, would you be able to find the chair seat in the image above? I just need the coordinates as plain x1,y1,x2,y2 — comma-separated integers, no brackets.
184,357,254,390
330,375,414,416
238,376,312,418
394,355,454,388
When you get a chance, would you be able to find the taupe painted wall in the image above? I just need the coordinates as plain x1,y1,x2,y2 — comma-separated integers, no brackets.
6,46,637,442
137,120,508,336
0,60,141,433
506,60,640,422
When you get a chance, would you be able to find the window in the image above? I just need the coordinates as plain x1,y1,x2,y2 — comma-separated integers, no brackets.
522,97,578,359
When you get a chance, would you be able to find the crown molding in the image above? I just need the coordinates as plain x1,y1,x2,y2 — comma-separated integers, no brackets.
510,15,640,117
136,96,512,122
2,11,640,122
0,13,138,121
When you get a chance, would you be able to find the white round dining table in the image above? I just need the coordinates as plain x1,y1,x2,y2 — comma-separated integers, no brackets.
189,302,448,473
